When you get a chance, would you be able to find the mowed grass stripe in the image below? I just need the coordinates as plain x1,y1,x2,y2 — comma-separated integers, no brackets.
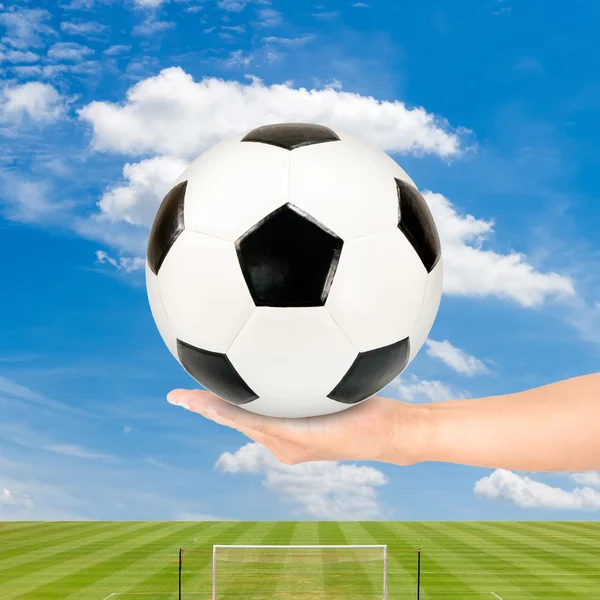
23,522,226,600
289,521,325,597
70,521,237,600
211,521,279,600
351,522,418,595
0,521,112,550
421,521,582,599
318,521,377,600
468,522,600,584
178,521,260,596
542,522,600,541
0,522,160,576
0,522,125,561
264,521,300,599
219,521,297,600
0,522,188,600
364,521,472,600
0,522,80,541
503,521,600,555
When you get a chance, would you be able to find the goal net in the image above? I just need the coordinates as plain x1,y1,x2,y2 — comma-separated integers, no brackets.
211,544,388,600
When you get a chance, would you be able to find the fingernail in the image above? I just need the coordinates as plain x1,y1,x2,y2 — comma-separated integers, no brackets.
167,390,188,407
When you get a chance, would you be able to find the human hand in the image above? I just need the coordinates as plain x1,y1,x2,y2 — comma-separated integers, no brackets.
167,389,427,466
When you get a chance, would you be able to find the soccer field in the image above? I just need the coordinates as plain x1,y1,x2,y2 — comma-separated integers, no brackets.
0,521,598,599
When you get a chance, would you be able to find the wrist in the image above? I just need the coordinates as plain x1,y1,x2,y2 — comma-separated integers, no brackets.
379,400,434,466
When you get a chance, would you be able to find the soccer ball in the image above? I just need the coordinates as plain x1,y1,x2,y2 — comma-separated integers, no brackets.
146,123,442,418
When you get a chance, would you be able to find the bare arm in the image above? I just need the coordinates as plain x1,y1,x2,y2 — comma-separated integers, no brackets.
168,372,600,472
411,372,600,471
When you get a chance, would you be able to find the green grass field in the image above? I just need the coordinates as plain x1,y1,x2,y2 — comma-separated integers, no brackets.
0,521,598,599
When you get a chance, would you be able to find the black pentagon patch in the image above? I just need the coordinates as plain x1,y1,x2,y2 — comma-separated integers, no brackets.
147,181,187,276
177,340,258,405
241,123,340,151
328,337,410,404
236,203,343,307
396,178,441,273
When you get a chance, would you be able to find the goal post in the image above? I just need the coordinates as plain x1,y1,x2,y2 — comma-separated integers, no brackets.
178,544,421,600
211,544,388,600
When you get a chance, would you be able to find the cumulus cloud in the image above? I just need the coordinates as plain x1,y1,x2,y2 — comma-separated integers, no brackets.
0,49,39,63
0,81,64,122
96,155,189,225
262,35,316,47
474,469,600,510
0,475,86,520
425,339,490,376
0,7,57,50
77,69,574,311
95,250,145,273
218,0,251,11
382,373,462,403
426,190,575,307
78,68,464,159
134,0,166,7
0,172,77,225
0,487,34,510
132,18,175,36
571,472,600,488
215,442,388,519
47,41,94,62
60,20,108,37
255,8,283,27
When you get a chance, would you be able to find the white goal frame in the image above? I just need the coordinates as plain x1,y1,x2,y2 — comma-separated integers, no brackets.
211,544,388,600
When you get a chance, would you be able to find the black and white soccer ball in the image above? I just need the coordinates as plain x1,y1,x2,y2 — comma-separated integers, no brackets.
146,123,442,418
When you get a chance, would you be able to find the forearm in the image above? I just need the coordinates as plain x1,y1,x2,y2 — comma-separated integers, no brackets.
396,373,600,472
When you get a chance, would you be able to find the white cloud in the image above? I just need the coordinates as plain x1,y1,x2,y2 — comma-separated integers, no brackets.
0,487,34,509
474,469,600,510
134,0,166,7
221,49,253,68
262,35,315,47
104,44,131,56
425,339,490,376
0,173,76,224
255,8,282,27
571,472,600,487
312,11,339,19
60,20,107,37
1,81,64,122
132,19,175,36
145,457,174,470
96,250,145,273
174,512,224,520
96,155,189,225
0,376,46,403
47,41,94,61
0,8,57,50
218,0,251,11
0,49,39,63
215,442,388,519
0,376,98,417
44,444,117,461
78,67,464,159
381,373,462,403
425,190,576,307
0,474,87,520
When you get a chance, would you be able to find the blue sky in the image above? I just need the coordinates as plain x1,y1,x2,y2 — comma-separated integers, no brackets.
1,0,600,521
